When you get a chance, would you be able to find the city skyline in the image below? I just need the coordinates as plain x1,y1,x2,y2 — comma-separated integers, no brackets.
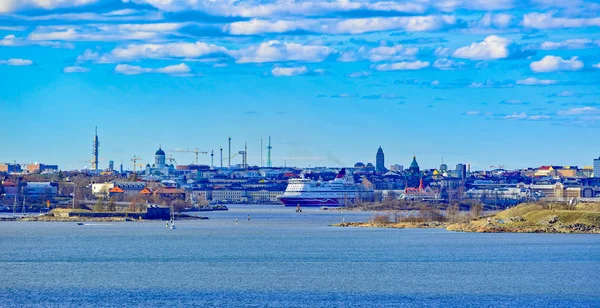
1,1,600,169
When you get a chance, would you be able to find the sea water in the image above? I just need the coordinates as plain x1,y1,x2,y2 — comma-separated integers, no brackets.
0,206,599,307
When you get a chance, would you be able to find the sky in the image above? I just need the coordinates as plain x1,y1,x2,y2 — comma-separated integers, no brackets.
1,0,600,171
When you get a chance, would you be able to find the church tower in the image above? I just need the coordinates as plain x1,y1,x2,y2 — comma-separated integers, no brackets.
376,146,385,173
155,147,166,169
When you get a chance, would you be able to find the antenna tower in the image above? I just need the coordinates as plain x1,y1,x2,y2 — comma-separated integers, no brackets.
92,126,99,173
266,136,272,167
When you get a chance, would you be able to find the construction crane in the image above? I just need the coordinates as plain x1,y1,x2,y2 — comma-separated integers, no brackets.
167,154,177,166
131,155,143,173
173,148,208,165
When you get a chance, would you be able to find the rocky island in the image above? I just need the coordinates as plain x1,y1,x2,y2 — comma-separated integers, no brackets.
335,202,600,234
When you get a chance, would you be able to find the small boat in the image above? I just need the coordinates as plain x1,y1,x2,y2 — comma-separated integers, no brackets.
77,222,84,226
169,205,176,229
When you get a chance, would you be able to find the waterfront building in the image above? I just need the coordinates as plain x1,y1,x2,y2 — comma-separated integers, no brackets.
594,157,600,177
23,182,58,198
376,147,386,173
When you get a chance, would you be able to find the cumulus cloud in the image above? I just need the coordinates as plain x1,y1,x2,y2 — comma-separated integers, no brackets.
235,40,334,63
516,77,558,85
504,112,550,120
0,0,97,13
452,35,512,60
114,63,191,75
101,42,229,62
348,71,370,78
271,66,308,76
433,58,464,70
63,66,90,73
28,23,183,42
339,43,417,62
131,0,429,17
523,12,600,29
594,63,600,69
539,38,599,50
0,58,33,66
471,12,515,29
226,15,458,35
374,60,429,71
557,106,599,115
530,56,584,72
0,34,74,49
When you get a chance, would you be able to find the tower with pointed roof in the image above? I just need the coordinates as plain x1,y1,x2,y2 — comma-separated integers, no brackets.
409,155,420,174
376,146,386,173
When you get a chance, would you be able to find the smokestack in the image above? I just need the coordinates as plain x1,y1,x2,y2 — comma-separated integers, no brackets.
220,147,223,168
228,136,231,168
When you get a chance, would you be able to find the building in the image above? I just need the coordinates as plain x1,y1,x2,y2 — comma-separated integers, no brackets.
376,146,386,173
456,163,467,179
23,182,58,198
0,163,22,173
92,182,146,198
145,147,175,176
389,164,403,172
409,156,420,174
594,157,600,177
25,163,58,173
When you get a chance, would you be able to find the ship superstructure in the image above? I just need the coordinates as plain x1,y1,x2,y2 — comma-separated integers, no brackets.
277,169,373,207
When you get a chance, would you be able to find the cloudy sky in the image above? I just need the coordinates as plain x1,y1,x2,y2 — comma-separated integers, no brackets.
1,0,600,170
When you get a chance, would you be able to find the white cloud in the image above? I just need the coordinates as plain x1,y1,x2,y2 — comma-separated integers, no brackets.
433,58,464,70
235,40,333,63
471,12,514,29
348,71,370,78
453,35,512,60
0,34,74,49
374,60,430,71
465,111,480,115
540,38,599,50
434,47,451,57
63,66,89,73
504,113,550,120
0,58,33,66
516,77,558,85
505,112,528,119
132,0,428,17
271,66,308,76
15,10,163,21
339,43,418,62
530,56,584,73
28,23,182,42
431,80,440,86
0,0,98,13
594,63,600,69
0,35,18,46
105,42,228,61
523,12,600,29
114,63,191,76
226,15,457,35
557,106,599,115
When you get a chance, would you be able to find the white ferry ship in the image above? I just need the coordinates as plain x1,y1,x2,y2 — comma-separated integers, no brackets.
277,169,373,207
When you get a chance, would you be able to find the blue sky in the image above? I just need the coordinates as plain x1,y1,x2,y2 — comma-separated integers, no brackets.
1,0,600,171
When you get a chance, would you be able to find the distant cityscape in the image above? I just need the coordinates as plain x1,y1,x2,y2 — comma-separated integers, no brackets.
2,128,600,211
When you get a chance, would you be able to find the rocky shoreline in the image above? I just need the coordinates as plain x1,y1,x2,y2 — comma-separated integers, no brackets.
334,221,448,229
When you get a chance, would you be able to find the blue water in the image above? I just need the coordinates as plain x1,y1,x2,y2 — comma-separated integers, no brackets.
1,206,599,307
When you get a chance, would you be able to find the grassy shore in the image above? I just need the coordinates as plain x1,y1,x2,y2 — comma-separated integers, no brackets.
335,202,600,234
447,203,600,234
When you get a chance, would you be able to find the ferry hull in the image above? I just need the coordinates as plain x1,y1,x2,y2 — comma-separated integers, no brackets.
278,197,345,207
